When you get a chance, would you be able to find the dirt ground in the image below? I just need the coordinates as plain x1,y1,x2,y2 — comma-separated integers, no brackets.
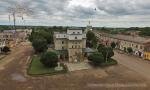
0,43,150,90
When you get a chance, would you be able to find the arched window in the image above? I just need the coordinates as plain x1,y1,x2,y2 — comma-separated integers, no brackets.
75,37,77,39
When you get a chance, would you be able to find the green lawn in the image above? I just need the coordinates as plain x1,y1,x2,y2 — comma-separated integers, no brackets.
28,56,67,76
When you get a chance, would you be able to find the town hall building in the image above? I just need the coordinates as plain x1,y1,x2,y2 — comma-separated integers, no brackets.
54,27,86,62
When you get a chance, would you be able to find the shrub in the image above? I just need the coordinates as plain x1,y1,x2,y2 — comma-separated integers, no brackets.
88,52,105,66
2,46,10,54
127,47,133,54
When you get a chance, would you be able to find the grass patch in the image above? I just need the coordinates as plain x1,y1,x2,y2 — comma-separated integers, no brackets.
28,55,67,76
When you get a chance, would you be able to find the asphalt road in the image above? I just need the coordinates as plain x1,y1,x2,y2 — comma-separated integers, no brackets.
113,51,150,80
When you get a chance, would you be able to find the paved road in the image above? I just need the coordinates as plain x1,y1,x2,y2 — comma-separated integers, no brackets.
113,51,150,80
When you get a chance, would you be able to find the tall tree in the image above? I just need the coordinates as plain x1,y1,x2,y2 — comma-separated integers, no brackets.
98,46,114,62
97,44,105,52
32,36,48,53
86,31,95,41
86,31,97,48
111,42,116,49
40,51,58,68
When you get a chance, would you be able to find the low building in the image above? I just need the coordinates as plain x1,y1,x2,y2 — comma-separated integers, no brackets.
0,29,32,48
54,27,86,62
95,32,150,59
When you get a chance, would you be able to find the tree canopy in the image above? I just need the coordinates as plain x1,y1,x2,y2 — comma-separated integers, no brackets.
40,51,58,68
86,31,98,48
88,52,105,66
111,42,116,49
32,36,48,53
97,44,114,62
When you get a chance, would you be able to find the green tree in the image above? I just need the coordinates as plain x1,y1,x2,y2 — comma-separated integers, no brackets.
29,29,53,44
38,30,53,44
88,52,105,66
40,51,58,68
86,31,97,48
127,47,133,54
32,36,48,53
86,31,95,41
139,27,150,36
111,42,116,49
2,46,10,54
97,44,105,52
98,46,114,62
91,36,98,48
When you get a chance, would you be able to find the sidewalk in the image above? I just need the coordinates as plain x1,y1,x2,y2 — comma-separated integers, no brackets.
65,61,92,71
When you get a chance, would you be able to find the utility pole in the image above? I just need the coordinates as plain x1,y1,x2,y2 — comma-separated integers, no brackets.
12,12,16,31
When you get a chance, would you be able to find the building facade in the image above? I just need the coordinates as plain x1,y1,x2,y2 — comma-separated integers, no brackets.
54,27,86,62
0,29,32,48
95,31,150,60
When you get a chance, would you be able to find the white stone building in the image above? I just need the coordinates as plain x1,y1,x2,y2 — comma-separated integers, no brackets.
54,27,86,62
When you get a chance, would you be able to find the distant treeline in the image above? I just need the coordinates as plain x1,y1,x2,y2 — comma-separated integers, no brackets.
0,25,150,36
0,25,84,32
95,27,150,36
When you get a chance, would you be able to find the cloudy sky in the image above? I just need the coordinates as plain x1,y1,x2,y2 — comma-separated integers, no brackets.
0,0,150,27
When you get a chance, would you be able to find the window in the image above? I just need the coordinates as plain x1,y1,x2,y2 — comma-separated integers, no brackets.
62,46,64,50
62,41,64,44
72,45,74,48
140,46,143,49
73,32,75,34
78,45,80,48
132,44,133,46
136,45,138,48
78,32,80,34
75,37,77,39
75,45,77,48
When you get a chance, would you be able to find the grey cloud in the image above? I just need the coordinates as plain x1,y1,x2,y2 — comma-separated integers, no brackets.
95,0,150,16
